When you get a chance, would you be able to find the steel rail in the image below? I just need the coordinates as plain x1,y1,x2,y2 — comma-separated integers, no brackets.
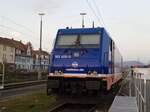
48,103,97,112
0,80,46,90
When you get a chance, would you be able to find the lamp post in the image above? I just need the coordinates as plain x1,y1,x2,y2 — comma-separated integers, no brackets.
80,13,86,28
38,13,45,80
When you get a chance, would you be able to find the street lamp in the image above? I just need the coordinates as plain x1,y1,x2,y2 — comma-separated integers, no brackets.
38,13,45,71
38,13,45,80
80,13,87,28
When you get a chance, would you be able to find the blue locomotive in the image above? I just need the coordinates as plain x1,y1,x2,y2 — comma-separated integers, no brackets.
47,27,123,94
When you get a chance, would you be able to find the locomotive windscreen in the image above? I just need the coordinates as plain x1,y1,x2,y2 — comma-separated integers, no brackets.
56,34,100,48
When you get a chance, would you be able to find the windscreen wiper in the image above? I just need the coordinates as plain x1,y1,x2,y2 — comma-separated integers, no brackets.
75,35,88,54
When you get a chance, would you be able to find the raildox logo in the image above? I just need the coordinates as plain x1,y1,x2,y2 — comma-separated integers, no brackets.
72,61,78,68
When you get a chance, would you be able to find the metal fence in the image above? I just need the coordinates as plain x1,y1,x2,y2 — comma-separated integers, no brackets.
130,72,150,112
0,63,4,89
0,64,48,88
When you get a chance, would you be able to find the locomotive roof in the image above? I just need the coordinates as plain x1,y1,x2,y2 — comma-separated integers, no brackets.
57,27,105,34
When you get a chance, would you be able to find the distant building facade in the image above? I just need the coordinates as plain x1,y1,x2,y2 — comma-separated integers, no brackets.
0,37,33,71
0,37,50,72
33,50,50,71
15,42,33,71
0,37,16,65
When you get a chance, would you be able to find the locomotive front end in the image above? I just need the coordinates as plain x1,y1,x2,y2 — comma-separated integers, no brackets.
47,28,105,94
47,28,123,95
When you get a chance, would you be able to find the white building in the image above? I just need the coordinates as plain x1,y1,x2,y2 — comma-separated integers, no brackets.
32,50,50,71
0,37,15,64
0,37,33,71
14,42,33,71
0,37,50,72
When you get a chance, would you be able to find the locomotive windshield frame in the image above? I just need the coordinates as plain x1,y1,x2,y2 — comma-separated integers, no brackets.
55,34,100,48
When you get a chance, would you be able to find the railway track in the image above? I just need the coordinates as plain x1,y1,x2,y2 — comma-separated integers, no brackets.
48,91,117,112
1,80,46,90
48,102,97,112
48,78,124,112
0,84,46,100
0,80,46,100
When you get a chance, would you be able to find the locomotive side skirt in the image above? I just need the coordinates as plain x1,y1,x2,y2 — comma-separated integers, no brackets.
47,73,122,94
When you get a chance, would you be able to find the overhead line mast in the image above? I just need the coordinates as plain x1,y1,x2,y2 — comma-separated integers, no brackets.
80,13,87,28
85,0,113,37
92,0,106,26
86,0,102,26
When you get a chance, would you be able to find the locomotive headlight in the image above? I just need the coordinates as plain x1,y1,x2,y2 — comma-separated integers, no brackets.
93,71,97,75
58,70,63,75
54,70,59,75
54,70,63,75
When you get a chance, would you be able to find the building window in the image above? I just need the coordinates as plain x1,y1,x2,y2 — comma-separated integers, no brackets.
45,56,48,59
41,55,44,59
10,55,13,61
27,48,31,56
16,49,21,54
3,46,6,51
36,55,38,59
18,65,20,69
3,54,6,61
11,47,13,52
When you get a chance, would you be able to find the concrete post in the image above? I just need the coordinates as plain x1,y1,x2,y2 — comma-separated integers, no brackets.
38,72,42,80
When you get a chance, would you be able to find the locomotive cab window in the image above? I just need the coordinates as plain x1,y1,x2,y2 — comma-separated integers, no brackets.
80,34,100,48
56,34,100,48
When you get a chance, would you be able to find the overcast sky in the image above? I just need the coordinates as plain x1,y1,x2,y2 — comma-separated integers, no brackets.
0,0,150,63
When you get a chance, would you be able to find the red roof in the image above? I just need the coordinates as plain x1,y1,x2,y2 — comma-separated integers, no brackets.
0,37,27,51
32,50,49,56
